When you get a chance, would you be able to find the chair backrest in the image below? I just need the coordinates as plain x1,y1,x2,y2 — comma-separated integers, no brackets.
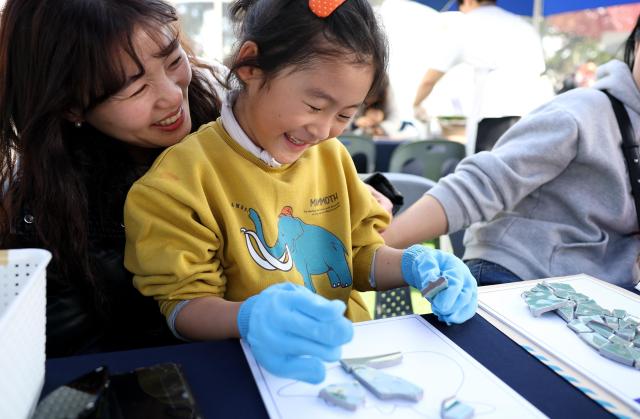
338,135,376,173
380,172,435,215
388,139,466,182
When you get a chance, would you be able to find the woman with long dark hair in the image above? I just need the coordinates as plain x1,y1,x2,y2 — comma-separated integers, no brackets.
0,0,223,356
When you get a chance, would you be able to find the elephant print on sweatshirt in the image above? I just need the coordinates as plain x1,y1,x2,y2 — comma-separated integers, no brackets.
240,206,352,293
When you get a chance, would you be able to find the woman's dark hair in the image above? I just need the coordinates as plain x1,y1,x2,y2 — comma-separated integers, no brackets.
624,14,640,70
0,0,221,298
226,0,388,100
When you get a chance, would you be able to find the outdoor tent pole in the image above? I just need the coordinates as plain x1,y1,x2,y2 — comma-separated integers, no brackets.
533,0,544,34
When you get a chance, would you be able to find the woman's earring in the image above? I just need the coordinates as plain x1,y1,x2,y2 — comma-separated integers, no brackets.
74,121,83,128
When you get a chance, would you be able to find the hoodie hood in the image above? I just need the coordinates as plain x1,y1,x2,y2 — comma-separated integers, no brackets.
592,59,640,116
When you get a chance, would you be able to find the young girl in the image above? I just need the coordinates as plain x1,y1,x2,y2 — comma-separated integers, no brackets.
124,0,477,383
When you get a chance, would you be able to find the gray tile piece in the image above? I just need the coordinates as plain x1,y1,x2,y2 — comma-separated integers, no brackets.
319,381,366,411
340,352,403,373
351,366,423,402
441,396,475,419
421,277,448,300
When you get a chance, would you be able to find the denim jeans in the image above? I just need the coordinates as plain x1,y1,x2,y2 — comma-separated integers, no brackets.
465,259,522,286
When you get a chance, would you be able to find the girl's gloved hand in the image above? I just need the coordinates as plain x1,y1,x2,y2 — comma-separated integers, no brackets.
237,282,353,384
401,245,478,324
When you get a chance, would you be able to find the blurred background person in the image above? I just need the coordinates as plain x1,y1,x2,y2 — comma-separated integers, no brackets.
412,0,553,154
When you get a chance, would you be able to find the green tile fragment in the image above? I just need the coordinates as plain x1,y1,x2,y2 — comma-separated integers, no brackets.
612,309,627,319
544,281,576,293
602,315,620,330
609,334,632,347
579,332,609,350
524,293,573,317
556,305,575,322
599,342,636,366
575,302,606,317
586,321,614,339
616,325,636,341
568,320,593,333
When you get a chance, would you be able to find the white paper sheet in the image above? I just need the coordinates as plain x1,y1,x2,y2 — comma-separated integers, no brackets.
478,275,640,414
241,315,545,419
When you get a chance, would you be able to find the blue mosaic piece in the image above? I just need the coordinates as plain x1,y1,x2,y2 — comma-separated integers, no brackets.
351,365,423,402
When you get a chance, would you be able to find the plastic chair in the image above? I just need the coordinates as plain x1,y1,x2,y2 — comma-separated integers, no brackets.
338,135,376,173
388,139,466,182
379,172,435,215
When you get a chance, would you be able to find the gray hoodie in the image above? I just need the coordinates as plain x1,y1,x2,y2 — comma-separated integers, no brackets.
429,59,640,286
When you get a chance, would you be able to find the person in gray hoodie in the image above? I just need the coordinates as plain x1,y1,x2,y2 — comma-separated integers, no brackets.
383,15,640,289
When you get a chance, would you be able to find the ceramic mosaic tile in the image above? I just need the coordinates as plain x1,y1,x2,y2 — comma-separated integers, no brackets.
351,365,423,402
523,293,572,317
340,352,403,373
440,396,475,419
522,281,640,370
579,332,609,350
421,277,448,300
319,381,366,411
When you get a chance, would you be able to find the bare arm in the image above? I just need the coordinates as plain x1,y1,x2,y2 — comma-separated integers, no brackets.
413,69,445,107
372,246,405,291
381,194,448,249
175,296,242,340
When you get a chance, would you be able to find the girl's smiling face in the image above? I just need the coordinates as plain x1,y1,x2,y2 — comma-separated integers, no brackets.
233,42,375,164
84,26,192,148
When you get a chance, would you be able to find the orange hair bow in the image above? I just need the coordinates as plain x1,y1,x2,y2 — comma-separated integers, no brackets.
309,0,347,18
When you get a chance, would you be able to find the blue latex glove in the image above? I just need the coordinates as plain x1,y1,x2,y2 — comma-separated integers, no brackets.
237,282,353,383
401,245,477,324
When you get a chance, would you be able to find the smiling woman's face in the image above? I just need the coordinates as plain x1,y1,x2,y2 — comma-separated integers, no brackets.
84,26,193,148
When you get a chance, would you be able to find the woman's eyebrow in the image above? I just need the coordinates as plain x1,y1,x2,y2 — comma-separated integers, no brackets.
153,36,179,58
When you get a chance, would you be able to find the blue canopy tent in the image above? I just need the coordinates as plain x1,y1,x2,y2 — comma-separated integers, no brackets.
415,0,640,16
414,0,640,32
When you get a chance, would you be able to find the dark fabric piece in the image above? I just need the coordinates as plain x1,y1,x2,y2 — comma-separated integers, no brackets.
475,116,520,152
362,172,404,214
466,258,521,286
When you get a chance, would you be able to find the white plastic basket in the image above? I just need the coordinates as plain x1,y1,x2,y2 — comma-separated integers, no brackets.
0,249,51,419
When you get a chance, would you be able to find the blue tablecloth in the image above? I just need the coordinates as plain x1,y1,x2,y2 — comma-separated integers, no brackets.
43,314,610,418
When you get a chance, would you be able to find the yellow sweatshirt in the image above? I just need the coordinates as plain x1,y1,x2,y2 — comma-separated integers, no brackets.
124,120,390,322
